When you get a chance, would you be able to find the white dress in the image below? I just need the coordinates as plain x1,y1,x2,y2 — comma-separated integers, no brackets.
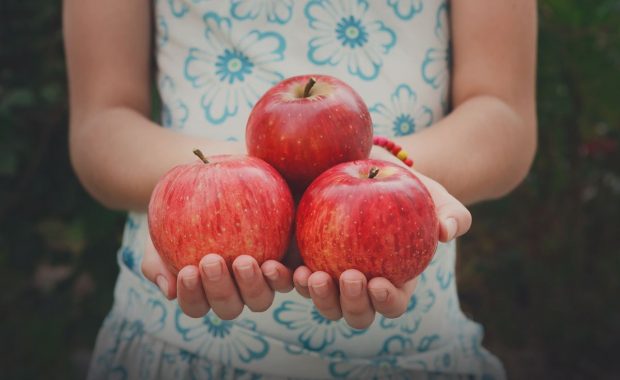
88,1,506,379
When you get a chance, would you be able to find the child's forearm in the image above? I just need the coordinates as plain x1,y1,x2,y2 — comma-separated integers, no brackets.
396,95,537,205
70,106,245,212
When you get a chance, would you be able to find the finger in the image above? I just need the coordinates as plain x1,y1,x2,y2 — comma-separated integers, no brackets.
308,271,342,321
141,239,177,300
368,277,418,319
435,196,471,242
414,172,472,242
233,255,275,312
437,198,472,242
177,266,210,318
339,270,375,329
199,254,244,320
293,266,312,298
261,260,294,293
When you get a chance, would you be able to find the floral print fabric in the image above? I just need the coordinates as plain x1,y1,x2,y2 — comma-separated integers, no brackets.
88,1,505,379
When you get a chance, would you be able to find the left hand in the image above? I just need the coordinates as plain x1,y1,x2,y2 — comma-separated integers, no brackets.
292,146,472,329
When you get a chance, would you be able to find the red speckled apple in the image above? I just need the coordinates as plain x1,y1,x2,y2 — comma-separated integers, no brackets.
246,74,373,193
148,150,295,274
296,159,439,287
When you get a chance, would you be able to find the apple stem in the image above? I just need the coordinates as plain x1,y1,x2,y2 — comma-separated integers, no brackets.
368,167,380,179
193,149,209,164
303,77,317,98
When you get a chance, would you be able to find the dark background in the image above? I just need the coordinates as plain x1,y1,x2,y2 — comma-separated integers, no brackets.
1,0,619,379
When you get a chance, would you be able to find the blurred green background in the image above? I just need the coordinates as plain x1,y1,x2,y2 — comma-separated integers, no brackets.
1,0,619,379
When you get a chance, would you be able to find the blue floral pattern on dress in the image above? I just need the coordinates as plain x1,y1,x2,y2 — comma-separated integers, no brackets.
387,0,423,20
118,214,143,277
422,2,450,108
433,352,455,374
120,288,167,341
304,0,396,80
159,75,189,129
94,334,129,380
175,309,270,364
417,334,440,353
231,0,294,24
168,0,210,18
157,15,169,48
161,349,213,379
370,83,433,137
184,12,285,124
380,287,436,334
328,336,413,379
273,300,365,351
436,265,453,290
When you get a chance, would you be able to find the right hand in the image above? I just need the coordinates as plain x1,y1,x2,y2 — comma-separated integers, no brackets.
141,236,294,319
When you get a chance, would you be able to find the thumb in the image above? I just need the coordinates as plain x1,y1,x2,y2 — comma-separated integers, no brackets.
414,171,472,242
141,236,178,300
435,192,472,242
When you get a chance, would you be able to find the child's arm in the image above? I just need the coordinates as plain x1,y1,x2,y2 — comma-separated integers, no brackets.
64,0,243,212
397,0,538,205
294,0,538,329
64,0,293,319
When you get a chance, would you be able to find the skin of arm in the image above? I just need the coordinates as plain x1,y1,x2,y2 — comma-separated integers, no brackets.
63,0,244,212
396,0,538,205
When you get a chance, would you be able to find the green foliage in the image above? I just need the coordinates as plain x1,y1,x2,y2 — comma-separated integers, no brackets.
1,0,619,379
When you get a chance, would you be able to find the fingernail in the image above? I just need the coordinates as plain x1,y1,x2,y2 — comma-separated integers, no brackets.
202,258,222,281
311,280,328,297
156,275,169,296
264,268,278,282
237,263,255,281
182,268,198,289
370,288,388,302
343,279,362,297
444,217,457,240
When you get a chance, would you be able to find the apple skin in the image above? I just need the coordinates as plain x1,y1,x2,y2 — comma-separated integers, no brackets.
246,74,373,193
296,159,439,287
148,154,295,274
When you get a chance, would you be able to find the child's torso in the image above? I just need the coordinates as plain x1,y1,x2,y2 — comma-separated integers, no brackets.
107,1,502,378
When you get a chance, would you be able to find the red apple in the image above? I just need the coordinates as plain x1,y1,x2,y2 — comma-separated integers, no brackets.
246,74,373,193
148,150,295,274
296,159,439,287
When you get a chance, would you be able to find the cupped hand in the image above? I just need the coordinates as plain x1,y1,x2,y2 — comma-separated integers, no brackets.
142,237,294,320
292,146,472,329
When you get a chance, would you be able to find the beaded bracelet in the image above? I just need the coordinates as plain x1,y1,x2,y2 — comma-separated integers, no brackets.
373,136,414,167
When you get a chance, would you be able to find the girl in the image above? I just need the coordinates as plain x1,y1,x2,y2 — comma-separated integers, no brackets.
64,0,537,378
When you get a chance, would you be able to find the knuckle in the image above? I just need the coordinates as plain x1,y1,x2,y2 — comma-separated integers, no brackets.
208,292,234,304
344,304,370,318
241,284,267,299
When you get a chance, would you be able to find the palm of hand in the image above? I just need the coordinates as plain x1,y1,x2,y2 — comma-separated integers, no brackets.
142,148,470,329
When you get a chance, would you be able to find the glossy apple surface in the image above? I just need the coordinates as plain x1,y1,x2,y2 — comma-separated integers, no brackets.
246,74,373,193
148,152,294,274
296,159,439,287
